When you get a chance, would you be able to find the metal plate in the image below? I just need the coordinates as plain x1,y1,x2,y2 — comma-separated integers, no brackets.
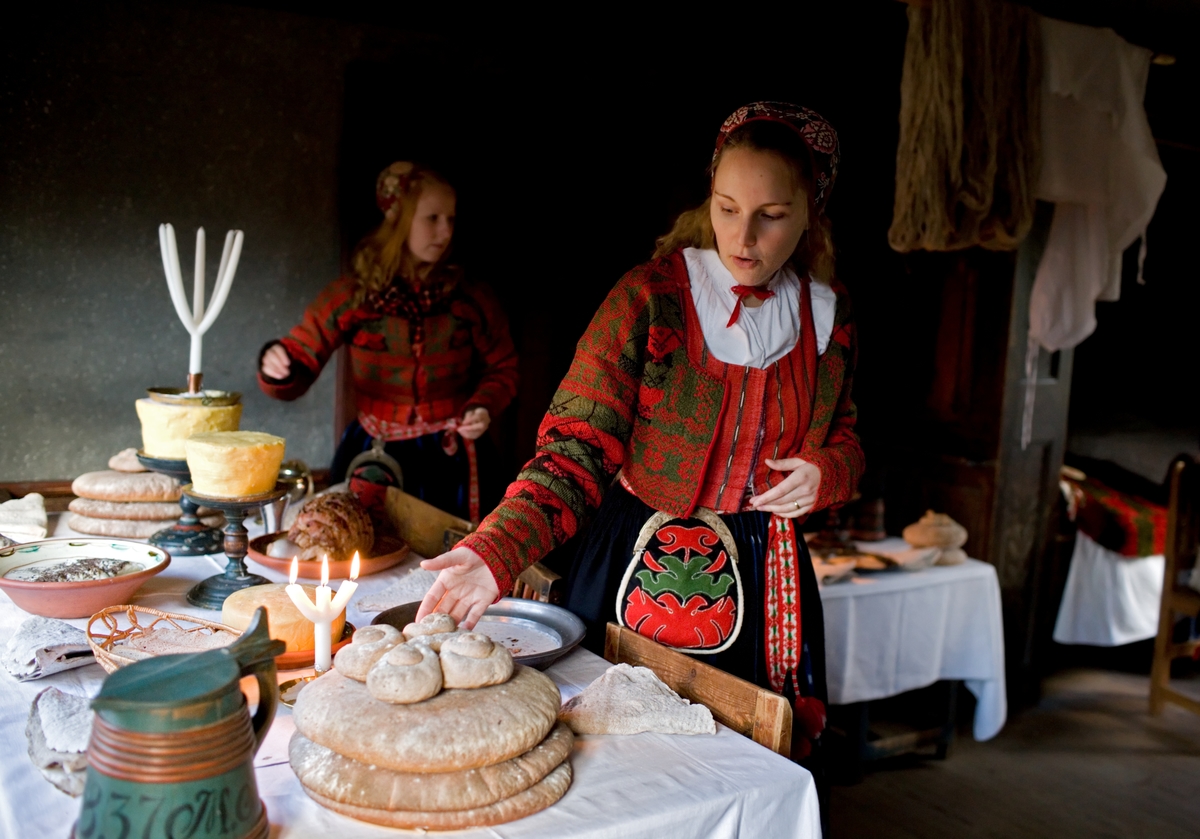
371,598,586,670
146,387,241,406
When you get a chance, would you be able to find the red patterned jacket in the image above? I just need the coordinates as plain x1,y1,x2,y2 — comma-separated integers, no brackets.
462,251,864,596
258,275,519,425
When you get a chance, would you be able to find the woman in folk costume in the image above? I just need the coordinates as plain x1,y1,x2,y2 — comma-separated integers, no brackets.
422,103,863,762
258,162,519,524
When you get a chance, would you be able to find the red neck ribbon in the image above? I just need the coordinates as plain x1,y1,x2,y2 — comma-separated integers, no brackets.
727,285,775,328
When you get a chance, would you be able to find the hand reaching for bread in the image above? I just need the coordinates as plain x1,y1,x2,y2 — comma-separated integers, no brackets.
417,547,498,630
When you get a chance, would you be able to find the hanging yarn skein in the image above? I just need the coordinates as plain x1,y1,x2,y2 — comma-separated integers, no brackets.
888,0,1041,253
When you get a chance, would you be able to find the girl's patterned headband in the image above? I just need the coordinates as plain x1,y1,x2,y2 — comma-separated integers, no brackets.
713,102,840,210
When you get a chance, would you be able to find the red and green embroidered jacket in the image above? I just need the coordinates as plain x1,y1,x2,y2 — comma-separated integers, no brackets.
258,275,519,425
462,251,864,596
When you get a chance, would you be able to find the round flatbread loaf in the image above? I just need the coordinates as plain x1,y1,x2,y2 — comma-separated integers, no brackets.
68,498,183,521
71,471,181,503
294,667,560,773
108,448,148,473
300,759,572,831
289,723,573,813
67,514,221,539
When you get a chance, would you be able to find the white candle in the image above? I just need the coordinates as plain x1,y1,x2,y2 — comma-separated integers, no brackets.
285,553,360,673
191,227,205,374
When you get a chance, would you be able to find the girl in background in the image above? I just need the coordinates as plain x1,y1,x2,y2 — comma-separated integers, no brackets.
259,162,518,524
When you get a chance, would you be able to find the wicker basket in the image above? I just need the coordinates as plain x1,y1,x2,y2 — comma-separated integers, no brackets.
87,605,241,673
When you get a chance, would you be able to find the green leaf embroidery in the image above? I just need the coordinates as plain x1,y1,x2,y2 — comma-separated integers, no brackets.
636,552,735,600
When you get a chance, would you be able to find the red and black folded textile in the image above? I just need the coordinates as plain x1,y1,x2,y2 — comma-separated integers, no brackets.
1065,475,1166,558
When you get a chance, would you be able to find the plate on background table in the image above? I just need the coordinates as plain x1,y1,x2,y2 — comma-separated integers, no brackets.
372,598,586,670
247,532,409,579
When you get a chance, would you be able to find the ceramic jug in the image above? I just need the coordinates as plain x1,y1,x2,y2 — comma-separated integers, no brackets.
75,609,285,839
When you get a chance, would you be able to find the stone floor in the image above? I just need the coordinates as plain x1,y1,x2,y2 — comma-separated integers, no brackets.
830,669,1200,838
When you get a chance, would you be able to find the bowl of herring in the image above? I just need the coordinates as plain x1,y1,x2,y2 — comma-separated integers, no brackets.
0,538,170,619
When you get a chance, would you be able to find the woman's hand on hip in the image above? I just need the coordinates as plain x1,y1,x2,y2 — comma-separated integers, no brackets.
457,407,490,441
260,344,291,380
749,458,822,517
417,547,499,630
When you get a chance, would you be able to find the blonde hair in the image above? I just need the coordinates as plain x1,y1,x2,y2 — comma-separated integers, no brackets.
654,122,836,283
352,165,455,300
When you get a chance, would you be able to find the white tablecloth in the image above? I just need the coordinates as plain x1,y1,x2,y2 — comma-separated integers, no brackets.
0,516,820,839
819,544,1007,741
1053,531,1163,647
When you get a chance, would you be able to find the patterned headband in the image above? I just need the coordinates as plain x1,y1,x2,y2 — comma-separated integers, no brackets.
712,102,840,210
375,161,417,218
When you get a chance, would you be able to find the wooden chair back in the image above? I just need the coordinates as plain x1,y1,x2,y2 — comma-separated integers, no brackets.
512,562,562,604
1149,454,1200,716
603,622,793,757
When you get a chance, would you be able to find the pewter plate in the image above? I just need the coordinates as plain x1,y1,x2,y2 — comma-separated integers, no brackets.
371,598,586,670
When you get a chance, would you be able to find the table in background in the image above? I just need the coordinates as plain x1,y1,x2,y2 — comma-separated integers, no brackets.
0,515,820,839
819,544,1007,742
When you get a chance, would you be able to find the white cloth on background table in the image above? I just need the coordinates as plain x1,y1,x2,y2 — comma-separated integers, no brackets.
684,247,836,367
0,513,820,839
820,549,1007,741
1053,531,1163,646
1030,17,1166,353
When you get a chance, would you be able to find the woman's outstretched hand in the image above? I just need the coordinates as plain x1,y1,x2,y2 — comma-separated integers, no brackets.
417,547,499,630
457,407,490,441
260,344,291,380
749,458,822,517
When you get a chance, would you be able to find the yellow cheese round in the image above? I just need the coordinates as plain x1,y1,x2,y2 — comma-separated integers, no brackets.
185,431,285,497
222,583,345,653
135,398,242,460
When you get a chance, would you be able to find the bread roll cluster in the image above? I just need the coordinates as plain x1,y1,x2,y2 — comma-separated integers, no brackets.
334,613,514,704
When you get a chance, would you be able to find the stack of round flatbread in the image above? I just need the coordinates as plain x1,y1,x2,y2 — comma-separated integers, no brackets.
290,617,572,830
66,450,221,539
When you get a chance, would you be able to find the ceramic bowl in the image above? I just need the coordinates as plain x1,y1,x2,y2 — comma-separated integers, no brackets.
0,538,170,619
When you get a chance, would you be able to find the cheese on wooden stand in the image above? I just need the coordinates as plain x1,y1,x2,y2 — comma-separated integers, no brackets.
185,431,285,497
222,584,344,652
135,398,242,459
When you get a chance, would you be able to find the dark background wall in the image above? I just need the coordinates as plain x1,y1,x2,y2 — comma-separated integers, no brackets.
1,2,376,479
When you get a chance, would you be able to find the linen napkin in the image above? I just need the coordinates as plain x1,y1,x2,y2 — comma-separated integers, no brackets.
2,616,95,680
0,492,48,542
355,567,438,613
559,663,716,736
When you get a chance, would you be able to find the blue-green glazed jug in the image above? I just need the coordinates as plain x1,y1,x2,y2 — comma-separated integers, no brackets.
75,608,285,839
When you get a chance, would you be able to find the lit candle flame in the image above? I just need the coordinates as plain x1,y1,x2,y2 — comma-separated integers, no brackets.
320,555,329,588
350,551,360,581
289,556,298,585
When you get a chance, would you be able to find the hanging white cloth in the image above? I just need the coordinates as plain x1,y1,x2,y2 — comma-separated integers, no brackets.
1030,17,1166,353
1021,17,1166,448
683,247,836,369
